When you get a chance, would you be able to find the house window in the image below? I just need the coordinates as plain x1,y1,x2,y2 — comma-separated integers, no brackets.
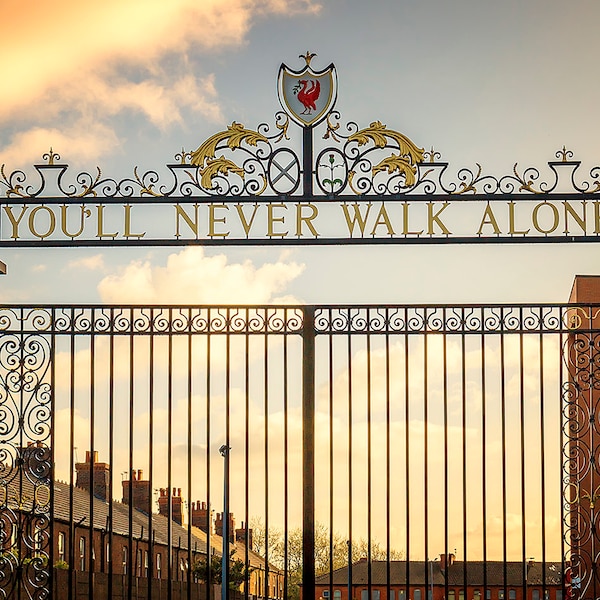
449,592,456,600
390,592,395,600
156,553,162,579
122,547,128,575
334,591,342,600
57,532,65,563
556,592,563,600
486,591,491,600
533,591,540,600
460,590,465,600
324,592,330,599
399,591,406,600
144,550,149,577
137,549,142,577
544,592,549,600
474,591,481,600
415,590,422,600
509,591,516,600
105,541,110,569
79,536,86,571
499,592,505,600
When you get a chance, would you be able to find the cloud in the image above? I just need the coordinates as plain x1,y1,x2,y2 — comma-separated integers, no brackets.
65,254,106,272
0,0,320,126
96,247,304,303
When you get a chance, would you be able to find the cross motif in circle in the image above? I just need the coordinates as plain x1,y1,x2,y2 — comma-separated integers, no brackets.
271,158,297,185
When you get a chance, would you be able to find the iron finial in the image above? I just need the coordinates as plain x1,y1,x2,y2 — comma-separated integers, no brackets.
300,51,317,66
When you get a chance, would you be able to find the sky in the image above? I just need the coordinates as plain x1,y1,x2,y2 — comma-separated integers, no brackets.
1,0,600,304
1,0,595,565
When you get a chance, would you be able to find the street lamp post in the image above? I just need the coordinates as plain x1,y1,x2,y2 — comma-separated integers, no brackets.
220,444,231,600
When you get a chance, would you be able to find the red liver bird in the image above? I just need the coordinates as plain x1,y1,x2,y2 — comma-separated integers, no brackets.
296,79,321,115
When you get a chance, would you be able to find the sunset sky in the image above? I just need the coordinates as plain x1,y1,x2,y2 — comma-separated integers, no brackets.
1,0,599,304
1,0,596,566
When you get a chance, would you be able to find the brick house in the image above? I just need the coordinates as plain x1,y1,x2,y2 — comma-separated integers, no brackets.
314,556,564,600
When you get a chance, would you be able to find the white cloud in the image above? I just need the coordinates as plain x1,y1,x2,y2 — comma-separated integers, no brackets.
66,254,106,272
96,246,304,303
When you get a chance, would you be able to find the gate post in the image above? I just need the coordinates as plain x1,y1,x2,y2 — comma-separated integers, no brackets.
302,306,316,600
566,276,600,600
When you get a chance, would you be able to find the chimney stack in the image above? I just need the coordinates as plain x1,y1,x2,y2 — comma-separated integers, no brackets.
191,501,213,535
215,512,235,543
158,487,184,525
235,521,253,549
122,468,151,514
75,450,110,502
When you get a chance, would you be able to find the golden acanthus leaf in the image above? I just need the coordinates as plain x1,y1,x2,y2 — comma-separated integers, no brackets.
372,154,417,187
348,121,425,164
199,157,244,190
190,122,268,168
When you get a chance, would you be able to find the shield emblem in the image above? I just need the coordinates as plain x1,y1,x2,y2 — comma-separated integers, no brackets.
278,55,337,128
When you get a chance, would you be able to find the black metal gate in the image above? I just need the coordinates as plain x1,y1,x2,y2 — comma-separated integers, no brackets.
0,302,595,600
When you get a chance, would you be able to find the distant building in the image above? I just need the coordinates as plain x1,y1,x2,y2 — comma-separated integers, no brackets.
313,556,564,600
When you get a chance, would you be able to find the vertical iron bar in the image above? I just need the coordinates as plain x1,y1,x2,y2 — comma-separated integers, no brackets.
443,311,449,596
148,309,154,600
500,311,507,600
424,308,429,596
481,312,488,600
347,309,353,596
206,310,212,597
385,313,391,600
68,310,75,600
88,312,95,600
302,126,313,198
49,309,56,600
461,311,468,594
367,322,373,598
302,306,316,600
108,310,115,600
167,311,173,600
264,311,269,600
405,307,410,600
283,311,289,600
328,310,334,600
187,310,193,600
128,311,135,600
244,308,250,600
540,324,547,600
519,312,526,600
221,444,231,600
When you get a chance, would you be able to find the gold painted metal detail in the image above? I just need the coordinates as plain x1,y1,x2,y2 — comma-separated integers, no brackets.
347,121,424,191
133,166,162,197
300,51,317,66
71,167,102,198
43,148,60,166
323,113,341,142
0,164,28,197
513,163,543,194
455,163,483,195
190,122,268,191
275,114,290,143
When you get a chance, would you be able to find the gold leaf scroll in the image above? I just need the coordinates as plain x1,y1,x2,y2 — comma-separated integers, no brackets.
199,157,244,190
190,121,268,168
372,154,417,187
348,121,424,190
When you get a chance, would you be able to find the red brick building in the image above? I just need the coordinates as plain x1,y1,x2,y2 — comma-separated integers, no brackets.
314,556,564,600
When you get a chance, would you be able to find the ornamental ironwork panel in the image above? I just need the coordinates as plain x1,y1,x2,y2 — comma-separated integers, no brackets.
1,54,600,246
1,302,597,600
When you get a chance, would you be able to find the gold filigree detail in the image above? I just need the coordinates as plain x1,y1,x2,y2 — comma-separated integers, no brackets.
323,113,341,142
133,166,162,197
455,163,482,195
348,121,424,190
42,148,60,165
275,114,290,143
513,163,542,194
372,154,418,187
190,122,268,168
300,51,317,66
190,122,268,190
71,167,102,198
199,157,245,190
0,164,27,198
348,121,425,161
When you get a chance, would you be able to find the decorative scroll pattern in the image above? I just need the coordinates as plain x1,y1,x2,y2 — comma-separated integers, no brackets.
0,333,52,600
1,114,599,199
314,305,583,335
562,307,600,600
0,307,305,335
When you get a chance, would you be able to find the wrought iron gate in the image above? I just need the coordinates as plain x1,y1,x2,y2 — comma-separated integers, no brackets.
0,302,596,600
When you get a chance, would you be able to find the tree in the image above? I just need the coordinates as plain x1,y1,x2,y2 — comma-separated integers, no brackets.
250,518,404,600
192,550,254,591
